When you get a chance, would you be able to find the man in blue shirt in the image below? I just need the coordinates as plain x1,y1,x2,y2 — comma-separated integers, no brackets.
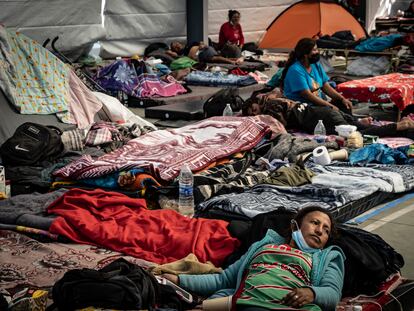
282,38,353,114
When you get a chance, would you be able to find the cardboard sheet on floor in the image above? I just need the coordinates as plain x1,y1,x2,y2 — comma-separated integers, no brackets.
145,100,204,120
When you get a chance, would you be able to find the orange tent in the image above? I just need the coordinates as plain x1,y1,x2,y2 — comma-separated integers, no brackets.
259,0,367,49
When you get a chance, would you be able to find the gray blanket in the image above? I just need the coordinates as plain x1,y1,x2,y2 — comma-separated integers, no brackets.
197,184,347,219
0,189,67,229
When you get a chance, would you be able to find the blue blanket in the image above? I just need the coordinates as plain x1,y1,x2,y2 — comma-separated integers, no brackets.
185,71,257,87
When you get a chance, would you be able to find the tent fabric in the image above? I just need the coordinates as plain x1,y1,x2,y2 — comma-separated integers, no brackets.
0,0,105,61
100,0,300,58
0,90,75,146
259,0,367,50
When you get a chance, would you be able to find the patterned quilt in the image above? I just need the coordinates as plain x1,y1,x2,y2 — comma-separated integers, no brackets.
0,230,154,291
54,116,271,181
197,163,414,219
0,26,69,115
185,71,257,87
337,73,414,111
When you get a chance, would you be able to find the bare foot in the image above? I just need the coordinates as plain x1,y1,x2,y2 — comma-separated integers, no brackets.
358,117,373,126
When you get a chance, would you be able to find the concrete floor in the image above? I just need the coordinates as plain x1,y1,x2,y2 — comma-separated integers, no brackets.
348,193,414,279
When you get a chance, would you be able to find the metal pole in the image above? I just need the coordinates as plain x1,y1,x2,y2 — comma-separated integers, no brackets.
186,0,208,44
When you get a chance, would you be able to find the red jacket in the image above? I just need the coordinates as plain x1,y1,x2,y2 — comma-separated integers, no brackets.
219,21,244,48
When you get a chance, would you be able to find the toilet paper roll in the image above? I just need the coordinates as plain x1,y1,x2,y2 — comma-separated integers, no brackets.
202,296,232,311
313,146,331,165
329,149,348,161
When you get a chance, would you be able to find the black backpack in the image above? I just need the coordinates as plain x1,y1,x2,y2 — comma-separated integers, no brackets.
333,224,404,297
203,87,244,118
49,258,159,311
0,122,64,166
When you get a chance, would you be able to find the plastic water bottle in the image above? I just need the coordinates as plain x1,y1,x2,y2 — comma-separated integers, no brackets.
178,163,194,217
314,120,326,143
223,104,233,116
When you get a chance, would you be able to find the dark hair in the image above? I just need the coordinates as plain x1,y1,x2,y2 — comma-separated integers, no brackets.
228,10,241,20
241,98,256,116
407,1,414,12
280,38,316,89
288,206,336,242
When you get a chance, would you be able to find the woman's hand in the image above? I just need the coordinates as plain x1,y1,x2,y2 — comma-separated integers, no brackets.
161,273,179,284
330,104,339,111
341,98,353,111
281,288,315,308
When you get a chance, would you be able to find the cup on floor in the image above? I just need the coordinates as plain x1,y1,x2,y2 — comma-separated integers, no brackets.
202,296,232,311
329,149,348,161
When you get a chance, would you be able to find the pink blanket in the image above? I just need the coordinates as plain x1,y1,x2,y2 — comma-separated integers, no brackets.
54,116,271,181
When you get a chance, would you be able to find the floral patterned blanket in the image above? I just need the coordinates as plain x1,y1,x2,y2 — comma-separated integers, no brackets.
337,73,414,111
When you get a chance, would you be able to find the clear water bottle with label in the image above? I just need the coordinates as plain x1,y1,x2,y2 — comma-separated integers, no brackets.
223,103,233,116
178,163,194,217
314,119,326,143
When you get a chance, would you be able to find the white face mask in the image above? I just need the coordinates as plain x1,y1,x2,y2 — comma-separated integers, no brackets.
291,220,321,254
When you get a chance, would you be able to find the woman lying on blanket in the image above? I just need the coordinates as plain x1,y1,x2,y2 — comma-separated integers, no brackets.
169,41,244,65
281,38,354,114
242,95,414,139
162,206,345,311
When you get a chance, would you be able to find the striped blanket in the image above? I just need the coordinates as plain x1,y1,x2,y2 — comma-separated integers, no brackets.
54,116,271,181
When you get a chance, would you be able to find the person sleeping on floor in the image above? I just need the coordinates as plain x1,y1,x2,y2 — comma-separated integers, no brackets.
161,206,345,311
168,41,244,65
241,92,414,140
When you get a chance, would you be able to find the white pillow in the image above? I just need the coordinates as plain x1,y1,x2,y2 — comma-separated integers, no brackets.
93,92,157,130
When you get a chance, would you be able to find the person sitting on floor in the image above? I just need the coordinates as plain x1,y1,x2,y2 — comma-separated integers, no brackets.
242,95,414,139
219,10,244,59
169,41,243,65
281,38,354,114
162,206,345,311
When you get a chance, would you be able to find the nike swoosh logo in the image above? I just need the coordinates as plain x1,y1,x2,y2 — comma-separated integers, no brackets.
15,144,29,152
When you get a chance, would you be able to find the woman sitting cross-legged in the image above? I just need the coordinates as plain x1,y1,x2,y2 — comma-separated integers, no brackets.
281,38,353,114
162,206,345,311
242,95,414,139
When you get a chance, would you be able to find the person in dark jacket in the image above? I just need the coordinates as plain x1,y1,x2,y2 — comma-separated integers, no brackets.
242,95,414,139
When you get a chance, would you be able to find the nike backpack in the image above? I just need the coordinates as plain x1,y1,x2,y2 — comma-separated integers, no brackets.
0,122,64,166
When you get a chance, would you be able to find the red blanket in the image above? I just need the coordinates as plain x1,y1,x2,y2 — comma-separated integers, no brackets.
53,116,271,181
48,188,240,266
337,73,414,111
